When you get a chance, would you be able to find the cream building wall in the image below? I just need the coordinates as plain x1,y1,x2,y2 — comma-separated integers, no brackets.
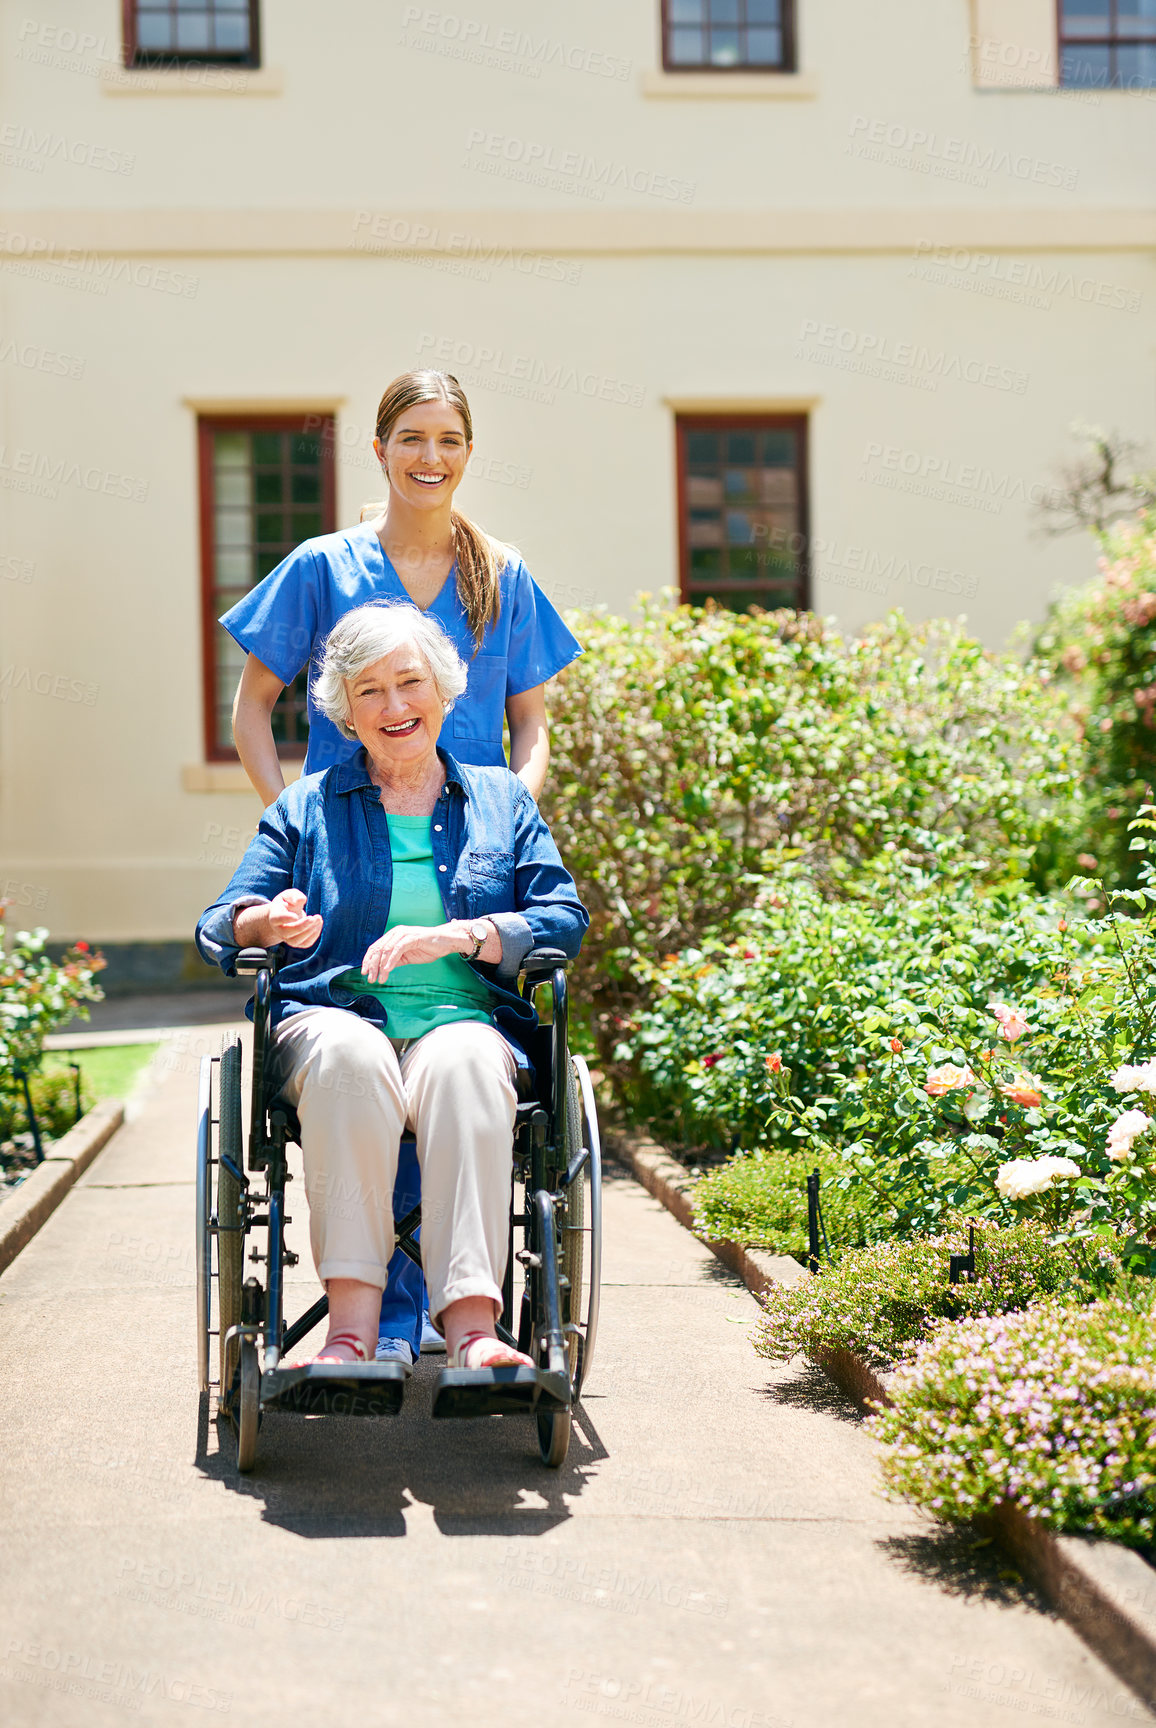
0,0,1154,970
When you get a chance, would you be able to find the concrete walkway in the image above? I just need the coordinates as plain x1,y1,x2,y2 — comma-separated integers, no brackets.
1,1020,1149,1728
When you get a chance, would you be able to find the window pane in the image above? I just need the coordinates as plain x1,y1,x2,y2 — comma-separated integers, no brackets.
726,432,758,464
1119,0,1156,30
214,432,247,466
669,0,706,19
708,0,741,22
686,475,724,506
1061,0,1112,30
216,470,249,507
254,470,283,504
136,16,175,48
668,26,705,62
291,433,322,464
291,511,323,540
215,510,251,549
746,26,782,63
251,432,281,464
1062,43,1112,81
1115,41,1156,80
214,16,250,49
255,512,286,545
175,16,213,50
709,27,742,63
290,470,321,504
686,431,719,463
763,431,796,465
724,468,757,499
747,0,781,21
690,549,722,575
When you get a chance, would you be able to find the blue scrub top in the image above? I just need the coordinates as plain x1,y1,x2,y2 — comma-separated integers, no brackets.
219,525,583,776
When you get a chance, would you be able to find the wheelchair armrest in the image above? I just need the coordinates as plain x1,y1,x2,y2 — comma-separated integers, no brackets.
520,948,570,982
236,946,279,976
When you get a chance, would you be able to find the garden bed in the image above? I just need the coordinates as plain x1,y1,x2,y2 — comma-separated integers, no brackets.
0,1043,158,1198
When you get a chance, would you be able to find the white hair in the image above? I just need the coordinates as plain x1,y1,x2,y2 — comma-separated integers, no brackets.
311,602,469,739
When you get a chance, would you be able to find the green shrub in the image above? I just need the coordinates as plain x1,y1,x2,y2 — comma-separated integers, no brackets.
545,600,1083,1047
691,1145,876,1257
0,1062,93,1142
755,1221,1086,1371
622,808,1156,1261
869,1292,1156,1545
0,923,105,1134
1036,506,1156,886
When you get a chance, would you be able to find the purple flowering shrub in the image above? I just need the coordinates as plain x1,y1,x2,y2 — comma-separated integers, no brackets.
755,1221,1083,1372
869,1293,1156,1545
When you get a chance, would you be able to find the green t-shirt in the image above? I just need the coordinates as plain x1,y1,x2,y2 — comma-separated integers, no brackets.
338,813,494,1041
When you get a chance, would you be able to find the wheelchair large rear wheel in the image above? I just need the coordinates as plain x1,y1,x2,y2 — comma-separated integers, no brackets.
195,1058,213,1393
216,1039,244,1394
564,1055,602,1401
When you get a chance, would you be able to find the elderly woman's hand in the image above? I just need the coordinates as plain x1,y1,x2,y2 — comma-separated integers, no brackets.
360,920,497,984
234,889,324,951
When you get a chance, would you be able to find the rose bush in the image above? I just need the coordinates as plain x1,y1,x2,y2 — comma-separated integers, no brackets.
0,920,105,1139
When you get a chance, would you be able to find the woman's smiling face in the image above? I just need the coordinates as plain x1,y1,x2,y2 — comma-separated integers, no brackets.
374,398,470,511
346,645,445,773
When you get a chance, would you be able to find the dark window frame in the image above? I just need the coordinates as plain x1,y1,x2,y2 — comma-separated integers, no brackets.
198,413,336,764
123,0,261,69
675,412,810,613
660,0,797,72
1057,1,1156,87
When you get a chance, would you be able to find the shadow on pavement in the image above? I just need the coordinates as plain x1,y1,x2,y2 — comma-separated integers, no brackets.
193,1374,609,1538
757,1362,865,1426
877,1529,1051,1612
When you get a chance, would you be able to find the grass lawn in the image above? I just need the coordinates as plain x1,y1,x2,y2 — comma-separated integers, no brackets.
43,1043,161,1104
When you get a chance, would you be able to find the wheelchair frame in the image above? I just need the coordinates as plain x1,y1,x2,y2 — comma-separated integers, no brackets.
196,947,602,1472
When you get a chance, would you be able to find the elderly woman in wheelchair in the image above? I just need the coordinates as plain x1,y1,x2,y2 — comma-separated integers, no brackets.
195,602,596,1467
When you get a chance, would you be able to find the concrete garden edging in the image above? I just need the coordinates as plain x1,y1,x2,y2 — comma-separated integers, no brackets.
0,1099,124,1275
611,1128,1156,1711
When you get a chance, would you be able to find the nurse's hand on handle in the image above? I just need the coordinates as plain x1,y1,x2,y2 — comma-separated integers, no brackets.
233,889,324,951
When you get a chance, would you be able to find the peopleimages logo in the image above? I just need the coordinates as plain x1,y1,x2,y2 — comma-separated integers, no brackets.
463,130,696,205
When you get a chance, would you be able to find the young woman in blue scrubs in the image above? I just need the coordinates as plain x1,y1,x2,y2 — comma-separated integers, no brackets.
220,368,582,1367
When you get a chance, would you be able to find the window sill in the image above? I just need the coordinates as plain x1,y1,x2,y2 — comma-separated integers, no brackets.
182,763,301,794
101,65,283,97
641,69,817,99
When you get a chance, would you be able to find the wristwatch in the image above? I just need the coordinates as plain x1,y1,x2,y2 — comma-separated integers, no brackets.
464,919,491,961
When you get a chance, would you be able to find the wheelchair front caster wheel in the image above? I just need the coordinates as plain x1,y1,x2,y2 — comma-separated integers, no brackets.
235,1337,260,1472
537,1407,570,1468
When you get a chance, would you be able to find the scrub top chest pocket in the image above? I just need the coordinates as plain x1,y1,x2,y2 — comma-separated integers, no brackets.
452,656,506,742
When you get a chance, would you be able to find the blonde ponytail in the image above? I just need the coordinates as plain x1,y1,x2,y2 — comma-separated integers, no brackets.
450,507,506,650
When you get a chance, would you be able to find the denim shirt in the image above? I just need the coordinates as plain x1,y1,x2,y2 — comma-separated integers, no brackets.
195,749,588,1057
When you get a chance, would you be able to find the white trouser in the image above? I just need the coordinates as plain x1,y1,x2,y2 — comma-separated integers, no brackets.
272,1008,518,1324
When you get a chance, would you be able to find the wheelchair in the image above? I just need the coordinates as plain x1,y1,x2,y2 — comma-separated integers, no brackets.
195,946,602,1473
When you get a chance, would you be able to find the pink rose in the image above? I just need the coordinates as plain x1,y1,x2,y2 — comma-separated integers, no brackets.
992,1003,1030,1043
924,1063,978,1097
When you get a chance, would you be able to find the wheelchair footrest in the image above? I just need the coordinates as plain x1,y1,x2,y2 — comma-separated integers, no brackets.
259,1361,407,1417
431,1365,570,1420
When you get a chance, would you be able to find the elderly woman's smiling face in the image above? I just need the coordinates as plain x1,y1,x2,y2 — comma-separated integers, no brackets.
346,645,445,774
